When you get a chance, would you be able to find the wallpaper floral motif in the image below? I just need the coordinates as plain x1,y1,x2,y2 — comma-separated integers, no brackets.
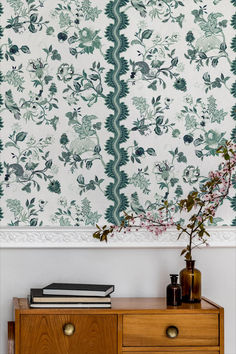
0,0,235,227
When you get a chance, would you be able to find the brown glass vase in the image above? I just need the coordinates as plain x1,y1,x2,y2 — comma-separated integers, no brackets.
179,260,201,303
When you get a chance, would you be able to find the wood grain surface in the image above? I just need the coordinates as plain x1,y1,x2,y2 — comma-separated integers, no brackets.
20,314,117,354
12,297,223,354
14,297,220,313
123,352,219,354
123,314,219,347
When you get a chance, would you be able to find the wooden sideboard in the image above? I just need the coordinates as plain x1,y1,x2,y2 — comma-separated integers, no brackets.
8,297,224,354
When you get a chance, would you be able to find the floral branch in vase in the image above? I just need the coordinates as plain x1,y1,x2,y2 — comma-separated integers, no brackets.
177,141,236,259
93,141,236,259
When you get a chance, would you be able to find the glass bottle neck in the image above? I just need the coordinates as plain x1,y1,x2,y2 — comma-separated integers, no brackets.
170,274,178,285
185,260,195,269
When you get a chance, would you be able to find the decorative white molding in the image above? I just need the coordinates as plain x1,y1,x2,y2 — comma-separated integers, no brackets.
0,226,235,248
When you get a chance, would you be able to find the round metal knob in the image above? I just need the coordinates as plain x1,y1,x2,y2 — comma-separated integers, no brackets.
166,325,179,338
63,323,75,336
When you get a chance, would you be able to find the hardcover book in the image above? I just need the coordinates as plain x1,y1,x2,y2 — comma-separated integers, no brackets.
30,288,111,303
43,283,115,297
28,298,111,309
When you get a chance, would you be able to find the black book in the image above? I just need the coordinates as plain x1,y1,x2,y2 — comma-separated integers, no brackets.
43,283,115,297
30,288,111,304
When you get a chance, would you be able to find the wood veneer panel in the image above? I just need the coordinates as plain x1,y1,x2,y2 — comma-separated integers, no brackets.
118,314,123,354
20,314,117,354
124,352,219,354
123,314,219,347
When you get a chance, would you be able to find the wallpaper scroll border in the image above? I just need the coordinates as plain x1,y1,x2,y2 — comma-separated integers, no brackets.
0,226,235,248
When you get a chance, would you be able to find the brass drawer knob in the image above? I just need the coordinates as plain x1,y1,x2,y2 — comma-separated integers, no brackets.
63,323,75,336
166,325,179,338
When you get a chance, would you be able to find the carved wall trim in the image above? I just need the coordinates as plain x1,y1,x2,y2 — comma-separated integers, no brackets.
0,227,235,248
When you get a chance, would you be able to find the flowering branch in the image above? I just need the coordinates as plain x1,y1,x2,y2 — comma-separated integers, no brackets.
93,141,236,259
93,204,174,242
177,141,236,259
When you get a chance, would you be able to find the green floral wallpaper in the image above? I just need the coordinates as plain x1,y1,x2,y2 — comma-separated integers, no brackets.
0,0,235,227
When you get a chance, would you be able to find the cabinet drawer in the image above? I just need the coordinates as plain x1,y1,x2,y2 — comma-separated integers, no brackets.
123,314,219,347
124,352,219,354
20,314,117,354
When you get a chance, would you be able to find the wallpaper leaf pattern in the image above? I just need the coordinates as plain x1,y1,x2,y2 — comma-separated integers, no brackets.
0,2,4,223
230,0,236,225
0,0,235,227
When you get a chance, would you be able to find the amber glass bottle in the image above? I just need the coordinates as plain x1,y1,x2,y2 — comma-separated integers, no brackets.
166,274,182,306
179,260,201,303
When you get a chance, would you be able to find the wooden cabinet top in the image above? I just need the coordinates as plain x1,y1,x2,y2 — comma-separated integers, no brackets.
14,297,222,315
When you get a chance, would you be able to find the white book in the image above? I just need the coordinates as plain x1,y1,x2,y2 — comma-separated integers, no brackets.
29,302,111,308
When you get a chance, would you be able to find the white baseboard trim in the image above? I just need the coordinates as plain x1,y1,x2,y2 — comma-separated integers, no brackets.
0,226,235,248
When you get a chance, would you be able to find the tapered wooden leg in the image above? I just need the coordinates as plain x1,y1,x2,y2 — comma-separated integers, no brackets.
8,322,15,354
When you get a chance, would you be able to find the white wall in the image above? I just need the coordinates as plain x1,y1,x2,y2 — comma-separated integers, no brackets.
0,247,235,354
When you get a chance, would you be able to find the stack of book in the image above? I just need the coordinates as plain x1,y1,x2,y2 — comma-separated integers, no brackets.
29,283,114,308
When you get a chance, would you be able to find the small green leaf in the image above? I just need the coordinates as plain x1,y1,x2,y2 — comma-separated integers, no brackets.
30,13,38,23
30,218,38,226
28,23,36,33
141,29,153,40
45,160,52,169
44,75,53,84
22,183,31,193
199,52,207,59
146,148,156,156
131,39,141,45
20,45,30,54
16,132,27,142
